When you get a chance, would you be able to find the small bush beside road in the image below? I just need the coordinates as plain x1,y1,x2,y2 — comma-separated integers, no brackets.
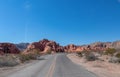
85,52,97,61
0,54,19,67
0,49,41,67
77,51,98,61
19,53,40,63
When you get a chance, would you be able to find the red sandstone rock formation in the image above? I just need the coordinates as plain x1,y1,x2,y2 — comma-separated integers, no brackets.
24,39,120,54
64,44,84,52
81,42,111,52
24,39,64,54
0,43,20,54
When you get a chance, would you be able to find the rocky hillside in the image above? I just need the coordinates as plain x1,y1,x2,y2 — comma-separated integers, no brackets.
64,44,84,52
0,43,20,54
82,42,111,51
24,39,64,54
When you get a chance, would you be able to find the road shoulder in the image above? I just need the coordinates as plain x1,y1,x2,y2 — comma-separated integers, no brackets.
67,53,120,77
0,60,39,77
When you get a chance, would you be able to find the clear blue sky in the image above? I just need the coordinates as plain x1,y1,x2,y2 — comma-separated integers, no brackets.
0,0,120,45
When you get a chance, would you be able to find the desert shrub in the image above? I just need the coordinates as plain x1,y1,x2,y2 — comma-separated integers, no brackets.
19,49,40,62
27,48,41,55
115,52,120,58
104,48,116,56
80,50,98,61
85,52,97,61
19,53,39,63
77,52,83,57
0,55,19,67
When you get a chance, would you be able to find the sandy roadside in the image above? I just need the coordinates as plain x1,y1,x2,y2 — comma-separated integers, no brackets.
0,60,39,77
67,53,120,77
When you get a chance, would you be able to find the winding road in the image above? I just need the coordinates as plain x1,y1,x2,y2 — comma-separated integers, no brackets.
6,53,97,77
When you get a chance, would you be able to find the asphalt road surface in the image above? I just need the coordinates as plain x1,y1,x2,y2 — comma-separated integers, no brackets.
6,53,97,77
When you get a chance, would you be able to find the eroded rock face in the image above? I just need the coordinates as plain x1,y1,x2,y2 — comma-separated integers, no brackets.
64,42,112,52
24,39,64,54
81,42,111,51
24,39,120,54
0,43,20,54
64,44,84,52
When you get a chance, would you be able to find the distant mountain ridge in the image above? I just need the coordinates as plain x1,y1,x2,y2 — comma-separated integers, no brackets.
15,43,29,51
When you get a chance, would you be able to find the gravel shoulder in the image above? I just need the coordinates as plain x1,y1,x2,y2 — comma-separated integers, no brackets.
67,53,120,77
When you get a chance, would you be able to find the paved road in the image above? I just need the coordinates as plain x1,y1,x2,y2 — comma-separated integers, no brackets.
6,54,97,77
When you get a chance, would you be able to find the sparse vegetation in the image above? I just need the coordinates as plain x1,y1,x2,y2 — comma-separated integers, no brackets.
19,49,41,62
19,54,36,63
115,52,120,58
104,48,116,56
109,56,120,63
85,52,97,61
109,52,120,63
77,50,98,61
77,48,120,63
77,52,83,57
0,54,19,67
0,49,41,67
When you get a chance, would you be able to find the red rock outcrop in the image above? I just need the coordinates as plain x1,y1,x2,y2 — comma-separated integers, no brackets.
64,42,112,52
24,39,64,54
64,44,84,52
0,43,20,54
81,42,111,52
24,39,120,54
